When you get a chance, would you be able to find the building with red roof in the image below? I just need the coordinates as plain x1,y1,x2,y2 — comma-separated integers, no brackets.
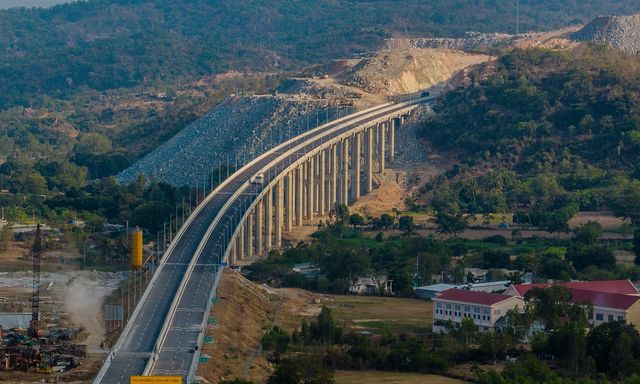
504,280,640,330
504,279,639,298
432,288,525,333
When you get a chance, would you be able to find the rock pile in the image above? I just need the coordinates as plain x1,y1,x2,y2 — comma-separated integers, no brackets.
339,39,490,95
572,14,640,54
411,32,520,52
117,95,354,186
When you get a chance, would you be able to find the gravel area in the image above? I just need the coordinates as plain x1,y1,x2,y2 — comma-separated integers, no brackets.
117,95,354,186
572,14,640,54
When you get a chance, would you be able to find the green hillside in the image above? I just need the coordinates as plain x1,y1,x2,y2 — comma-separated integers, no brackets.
1,0,640,109
419,45,640,226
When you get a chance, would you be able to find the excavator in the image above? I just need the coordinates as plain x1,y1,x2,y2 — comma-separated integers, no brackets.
34,353,52,374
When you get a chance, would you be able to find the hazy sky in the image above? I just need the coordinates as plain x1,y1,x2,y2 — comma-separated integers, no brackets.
0,0,76,9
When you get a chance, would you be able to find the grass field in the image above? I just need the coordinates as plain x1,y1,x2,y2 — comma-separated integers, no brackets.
335,371,468,384
326,295,432,335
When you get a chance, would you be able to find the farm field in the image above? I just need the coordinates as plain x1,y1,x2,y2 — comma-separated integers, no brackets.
327,295,433,334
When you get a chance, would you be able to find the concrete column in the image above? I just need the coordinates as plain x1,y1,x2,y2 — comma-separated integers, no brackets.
238,223,245,261
227,244,237,265
389,118,396,163
295,165,303,226
400,115,405,125
313,155,320,213
256,197,264,256
301,163,307,218
285,172,293,232
265,189,273,251
307,158,315,220
246,213,254,258
233,236,241,264
378,122,386,173
324,148,331,213
275,179,284,247
330,144,337,211
365,127,373,194
341,138,349,204
319,150,326,215
353,133,361,201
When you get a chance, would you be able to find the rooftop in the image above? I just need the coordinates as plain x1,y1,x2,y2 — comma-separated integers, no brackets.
416,283,457,292
510,280,639,297
570,288,640,310
434,289,515,306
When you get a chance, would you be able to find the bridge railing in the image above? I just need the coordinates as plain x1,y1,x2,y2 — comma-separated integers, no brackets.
141,100,398,376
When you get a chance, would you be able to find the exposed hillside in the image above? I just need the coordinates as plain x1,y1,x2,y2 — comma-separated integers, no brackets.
339,40,490,95
1,0,640,109
118,40,485,187
572,14,640,54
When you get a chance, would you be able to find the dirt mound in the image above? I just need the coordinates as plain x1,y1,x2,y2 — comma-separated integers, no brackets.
573,14,640,54
340,39,490,95
198,269,279,383
197,269,329,383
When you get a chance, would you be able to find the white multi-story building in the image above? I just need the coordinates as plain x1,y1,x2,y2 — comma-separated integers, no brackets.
432,289,525,333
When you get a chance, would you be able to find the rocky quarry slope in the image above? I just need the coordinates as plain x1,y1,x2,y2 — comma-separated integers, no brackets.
572,14,640,54
117,41,491,187
337,39,490,95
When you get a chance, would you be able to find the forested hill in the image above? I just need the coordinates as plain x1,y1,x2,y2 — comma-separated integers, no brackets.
418,45,640,227
2,0,640,109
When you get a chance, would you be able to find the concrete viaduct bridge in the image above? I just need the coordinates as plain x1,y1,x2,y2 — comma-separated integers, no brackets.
95,96,432,384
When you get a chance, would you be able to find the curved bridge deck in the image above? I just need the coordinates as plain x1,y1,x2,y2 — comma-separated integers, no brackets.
96,97,431,383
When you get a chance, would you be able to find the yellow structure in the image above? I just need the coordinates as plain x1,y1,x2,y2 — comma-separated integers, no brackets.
130,377,182,384
131,229,143,270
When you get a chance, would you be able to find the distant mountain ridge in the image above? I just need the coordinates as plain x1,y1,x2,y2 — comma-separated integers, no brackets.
0,0,75,9
1,0,640,110
573,14,640,54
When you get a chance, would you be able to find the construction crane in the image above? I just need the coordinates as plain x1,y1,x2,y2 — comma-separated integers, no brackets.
29,224,42,339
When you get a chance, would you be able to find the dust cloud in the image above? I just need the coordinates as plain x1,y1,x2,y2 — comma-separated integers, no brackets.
63,272,123,348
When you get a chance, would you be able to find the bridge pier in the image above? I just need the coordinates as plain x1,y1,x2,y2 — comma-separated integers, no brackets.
307,158,315,221
365,127,373,194
378,122,386,173
295,165,303,226
352,133,361,201
313,155,319,214
256,197,264,256
389,118,396,163
265,188,273,252
330,144,337,211
285,172,293,232
238,223,245,261
246,212,254,258
319,151,326,216
325,147,331,213
340,138,349,204
275,180,283,247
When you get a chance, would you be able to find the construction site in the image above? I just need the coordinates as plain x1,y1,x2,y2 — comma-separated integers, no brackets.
0,223,143,382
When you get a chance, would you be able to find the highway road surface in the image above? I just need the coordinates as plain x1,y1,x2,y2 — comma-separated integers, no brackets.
96,98,430,383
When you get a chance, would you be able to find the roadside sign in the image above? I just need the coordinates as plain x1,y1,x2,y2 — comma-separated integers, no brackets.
199,356,208,363
204,336,213,343
211,297,220,304
130,376,182,384
221,262,228,267
208,317,217,324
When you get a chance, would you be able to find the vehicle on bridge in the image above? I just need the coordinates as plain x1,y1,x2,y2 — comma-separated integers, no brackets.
250,173,265,185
